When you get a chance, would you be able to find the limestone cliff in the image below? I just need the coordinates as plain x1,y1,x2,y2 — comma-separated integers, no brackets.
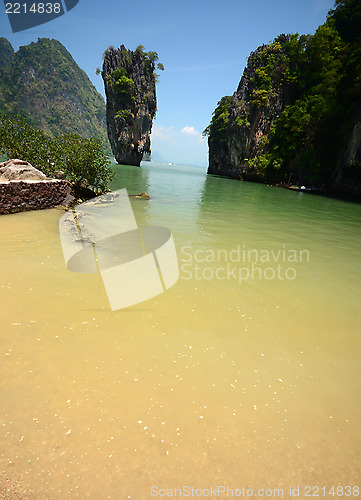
207,38,294,181
206,1,361,195
102,45,157,166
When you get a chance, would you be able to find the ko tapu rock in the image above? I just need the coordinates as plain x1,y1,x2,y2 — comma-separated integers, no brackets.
102,45,159,166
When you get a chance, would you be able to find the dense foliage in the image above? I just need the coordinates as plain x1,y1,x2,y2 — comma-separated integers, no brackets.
203,96,232,141
0,114,114,193
135,45,165,75
0,38,110,153
107,67,136,109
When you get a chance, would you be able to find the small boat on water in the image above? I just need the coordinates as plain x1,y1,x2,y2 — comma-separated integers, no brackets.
275,183,324,194
287,185,320,192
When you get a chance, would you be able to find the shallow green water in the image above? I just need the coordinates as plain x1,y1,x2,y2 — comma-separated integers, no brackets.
0,162,360,498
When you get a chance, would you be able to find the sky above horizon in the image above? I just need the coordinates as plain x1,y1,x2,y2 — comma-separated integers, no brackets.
1,0,335,167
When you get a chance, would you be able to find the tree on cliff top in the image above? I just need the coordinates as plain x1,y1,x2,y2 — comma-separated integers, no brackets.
135,45,165,74
98,45,164,80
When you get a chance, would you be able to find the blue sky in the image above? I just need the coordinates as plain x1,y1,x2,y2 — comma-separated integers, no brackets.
1,0,335,166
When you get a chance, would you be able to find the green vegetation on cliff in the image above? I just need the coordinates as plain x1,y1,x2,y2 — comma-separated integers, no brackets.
104,45,164,115
203,96,232,142
206,0,361,189
0,38,109,152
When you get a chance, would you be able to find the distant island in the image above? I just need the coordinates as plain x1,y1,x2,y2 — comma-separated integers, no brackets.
204,0,361,197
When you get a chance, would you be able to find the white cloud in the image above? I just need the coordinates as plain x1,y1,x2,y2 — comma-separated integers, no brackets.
181,125,205,144
181,125,199,137
152,124,205,143
151,124,207,166
152,124,175,141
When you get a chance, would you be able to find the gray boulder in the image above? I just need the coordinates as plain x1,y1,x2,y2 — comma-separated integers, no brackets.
0,159,47,181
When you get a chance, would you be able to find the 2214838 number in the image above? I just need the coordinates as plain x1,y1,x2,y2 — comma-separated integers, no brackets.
5,3,61,14
305,486,360,496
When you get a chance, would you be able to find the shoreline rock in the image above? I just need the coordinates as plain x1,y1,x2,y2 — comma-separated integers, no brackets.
0,158,47,181
0,159,74,215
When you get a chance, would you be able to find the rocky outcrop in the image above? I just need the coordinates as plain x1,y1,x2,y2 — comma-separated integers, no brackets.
102,45,157,166
207,39,293,180
0,159,47,181
206,22,361,196
0,159,72,214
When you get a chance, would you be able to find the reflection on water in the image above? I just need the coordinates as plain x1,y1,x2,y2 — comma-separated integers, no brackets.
0,162,361,498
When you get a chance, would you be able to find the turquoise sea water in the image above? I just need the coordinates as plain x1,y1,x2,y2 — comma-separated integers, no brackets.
0,161,360,498
115,161,361,303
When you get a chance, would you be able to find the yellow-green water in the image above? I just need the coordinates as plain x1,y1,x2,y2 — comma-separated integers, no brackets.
1,162,360,498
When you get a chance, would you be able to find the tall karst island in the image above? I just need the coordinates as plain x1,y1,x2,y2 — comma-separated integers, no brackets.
101,45,163,166
205,0,361,195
